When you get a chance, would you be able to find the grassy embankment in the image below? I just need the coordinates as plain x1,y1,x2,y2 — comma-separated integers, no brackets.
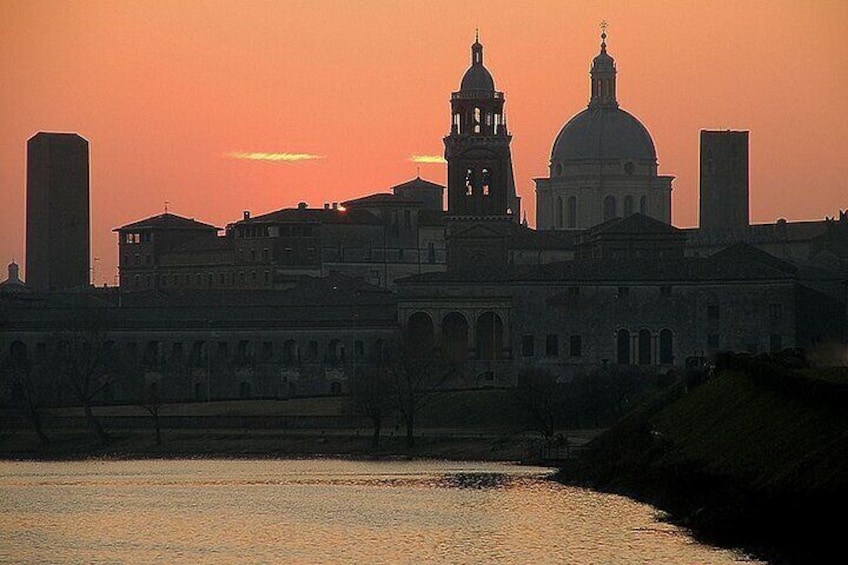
558,366,848,564
0,388,601,461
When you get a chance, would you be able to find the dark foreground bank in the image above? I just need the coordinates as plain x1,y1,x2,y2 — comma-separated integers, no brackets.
554,367,848,565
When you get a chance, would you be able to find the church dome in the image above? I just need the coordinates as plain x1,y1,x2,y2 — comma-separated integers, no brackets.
460,64,495,92
458,36,495,93
551,106,657,163
550,27,656,165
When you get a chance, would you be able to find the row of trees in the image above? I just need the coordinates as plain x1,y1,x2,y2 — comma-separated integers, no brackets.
1,320,163,447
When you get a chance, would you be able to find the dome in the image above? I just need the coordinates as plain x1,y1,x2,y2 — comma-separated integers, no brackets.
551,106,657,163
460,64,495,92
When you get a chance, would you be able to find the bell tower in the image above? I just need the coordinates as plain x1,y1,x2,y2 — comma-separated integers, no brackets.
444,33,520,219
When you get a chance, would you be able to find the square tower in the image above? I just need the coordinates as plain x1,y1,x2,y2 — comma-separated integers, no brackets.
26,132,90,291
699,130,749,231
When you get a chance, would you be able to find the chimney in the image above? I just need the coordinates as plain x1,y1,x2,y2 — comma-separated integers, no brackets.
243,211,250,220
331,202,338,210
324,203,330,210
298,202,308,210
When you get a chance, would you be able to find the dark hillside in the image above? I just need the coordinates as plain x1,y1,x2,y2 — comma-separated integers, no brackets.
558,368,848,564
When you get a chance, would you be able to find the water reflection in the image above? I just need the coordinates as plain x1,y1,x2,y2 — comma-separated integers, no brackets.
0,459,762,564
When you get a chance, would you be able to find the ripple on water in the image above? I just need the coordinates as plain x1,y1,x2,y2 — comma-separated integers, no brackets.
0,459,764,565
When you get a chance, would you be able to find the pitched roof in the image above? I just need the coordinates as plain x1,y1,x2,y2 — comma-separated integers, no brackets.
233,207,382,226
586,213,682,237
115,213,219,232
342,193,421,207
391,177,445,192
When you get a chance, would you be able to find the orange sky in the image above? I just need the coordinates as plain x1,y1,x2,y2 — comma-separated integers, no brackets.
1,0,846,285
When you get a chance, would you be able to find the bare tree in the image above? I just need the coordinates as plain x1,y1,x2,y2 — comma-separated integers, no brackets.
515,367,566,444
49,321,114,444
0,350,50,445
347,366,393,447
387,340,456,447
139,380,163,445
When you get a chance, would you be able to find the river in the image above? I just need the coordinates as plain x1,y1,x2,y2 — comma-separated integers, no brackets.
0,458,761,564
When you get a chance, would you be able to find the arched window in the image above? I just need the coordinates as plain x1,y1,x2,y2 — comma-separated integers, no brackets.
10,341,28,365
604,195,617,221
407,312,435,358
567,196,577,228
442,312,469,363
624,195,634,217
190,341,207,367
556,197,564,228
638,330,652,365
283,340,297,365
659,330,673,364
555,163,563,176
616,329,630,365
237,340,254,364
327,339,342,364
477,312,504,361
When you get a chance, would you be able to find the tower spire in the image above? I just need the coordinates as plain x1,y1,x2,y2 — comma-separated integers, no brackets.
600,20,608,52
589,21,618,108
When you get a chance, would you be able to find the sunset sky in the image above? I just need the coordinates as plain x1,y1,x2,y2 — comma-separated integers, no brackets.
1,0,846,285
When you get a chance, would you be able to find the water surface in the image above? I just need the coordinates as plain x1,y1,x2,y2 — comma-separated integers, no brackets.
0,459,761,564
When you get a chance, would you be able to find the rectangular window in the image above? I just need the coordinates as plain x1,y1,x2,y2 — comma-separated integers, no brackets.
567,286,580,297
355,340,364,357
617,287,629,299
217,342,229,359
569,335,582,357
707,334,720,349
308,341,319,359
769,334,783,352
769,303,783,320
521,335,534,357
261,341,273,361
546,335,559,357
708,305,720,320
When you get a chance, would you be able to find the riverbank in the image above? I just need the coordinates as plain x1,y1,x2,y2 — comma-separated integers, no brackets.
554,367,848,565
0,428,542,462
0,387,603,462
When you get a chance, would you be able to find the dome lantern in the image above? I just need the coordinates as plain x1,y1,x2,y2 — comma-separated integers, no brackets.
589,21,618,109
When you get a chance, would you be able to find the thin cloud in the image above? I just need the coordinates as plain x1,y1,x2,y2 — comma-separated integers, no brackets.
410,154,447,164
227,151,325,163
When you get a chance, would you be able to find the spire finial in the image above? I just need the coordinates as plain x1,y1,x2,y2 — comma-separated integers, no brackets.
600,20,608,51
475,28,479,43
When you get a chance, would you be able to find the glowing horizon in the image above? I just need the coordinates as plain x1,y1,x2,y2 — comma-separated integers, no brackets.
1,1,846,285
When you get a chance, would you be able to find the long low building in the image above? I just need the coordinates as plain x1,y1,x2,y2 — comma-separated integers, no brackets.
1,275,398,405
395,243,846,386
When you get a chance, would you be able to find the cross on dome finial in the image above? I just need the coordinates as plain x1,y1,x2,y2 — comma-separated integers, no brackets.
475,28,479,43
600,20,608,50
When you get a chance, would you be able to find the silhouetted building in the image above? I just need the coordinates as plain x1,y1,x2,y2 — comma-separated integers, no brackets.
535,30,673,230
115,178,447,291
444,35,522,271
5,32,844,402
699,130,749,231
26,132,90,291
0,261,26,292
